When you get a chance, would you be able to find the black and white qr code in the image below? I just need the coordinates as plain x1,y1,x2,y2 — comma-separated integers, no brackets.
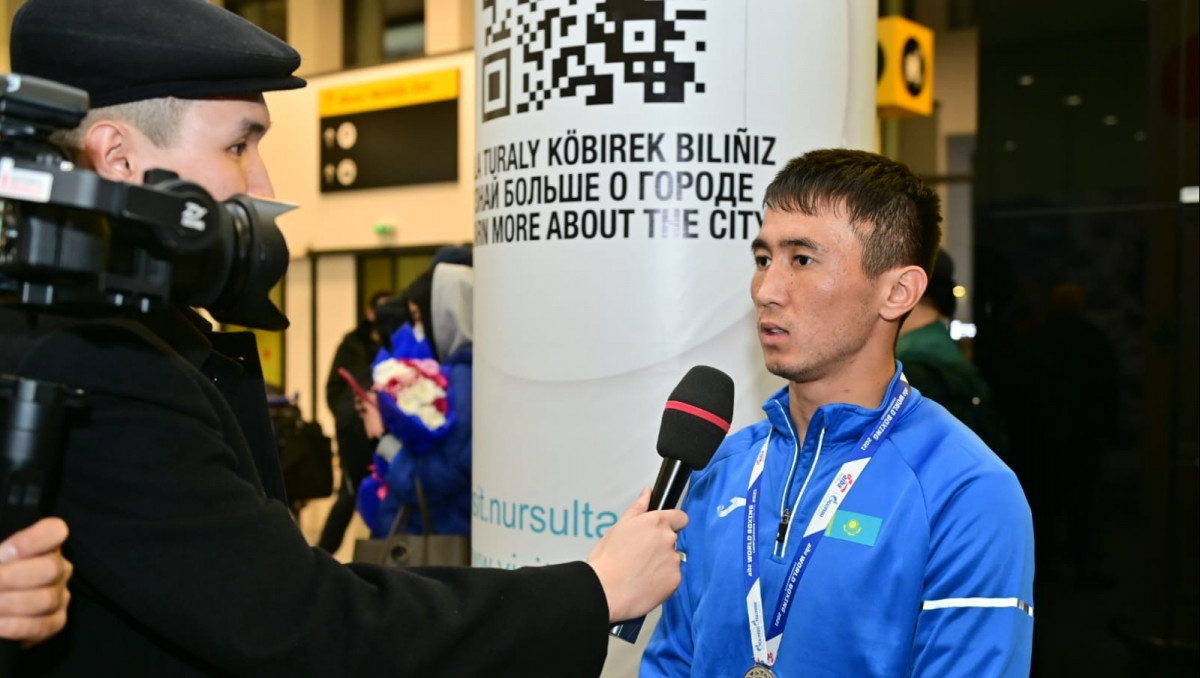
480,0,708,122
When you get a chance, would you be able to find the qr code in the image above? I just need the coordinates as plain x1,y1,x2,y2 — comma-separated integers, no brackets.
480,0,708,122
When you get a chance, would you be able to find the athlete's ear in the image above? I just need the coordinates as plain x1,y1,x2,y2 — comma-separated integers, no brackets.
879,265,927,321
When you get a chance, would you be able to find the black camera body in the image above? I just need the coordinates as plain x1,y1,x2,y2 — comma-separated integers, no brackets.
1,73,291,330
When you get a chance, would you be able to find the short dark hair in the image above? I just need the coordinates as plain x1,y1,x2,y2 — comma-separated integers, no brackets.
762,149,942,278
405,269,437,357
368,290,393,310
925,248,958,317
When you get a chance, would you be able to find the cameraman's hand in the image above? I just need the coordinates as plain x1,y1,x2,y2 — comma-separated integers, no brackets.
0,517,73,646
587,488,687,624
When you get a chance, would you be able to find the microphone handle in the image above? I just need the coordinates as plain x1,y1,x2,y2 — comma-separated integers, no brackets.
649,458,691,510
609,458,693,644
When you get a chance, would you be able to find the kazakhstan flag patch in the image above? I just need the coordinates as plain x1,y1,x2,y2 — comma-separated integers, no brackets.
825,510,882,547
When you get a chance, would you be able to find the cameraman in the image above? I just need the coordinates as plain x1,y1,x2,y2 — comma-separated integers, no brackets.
1,1,686,676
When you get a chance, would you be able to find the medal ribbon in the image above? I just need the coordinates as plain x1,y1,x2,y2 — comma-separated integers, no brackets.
744,385,912,667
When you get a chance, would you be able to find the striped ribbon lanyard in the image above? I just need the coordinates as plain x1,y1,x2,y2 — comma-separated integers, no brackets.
743,385,912,669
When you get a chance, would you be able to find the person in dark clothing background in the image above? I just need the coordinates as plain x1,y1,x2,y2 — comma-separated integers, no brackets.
319,290,392,553
369,247,470,359
1035,282,1119,585
897,249,1009,455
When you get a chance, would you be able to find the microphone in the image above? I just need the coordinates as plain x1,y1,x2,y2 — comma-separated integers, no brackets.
609,365,734,644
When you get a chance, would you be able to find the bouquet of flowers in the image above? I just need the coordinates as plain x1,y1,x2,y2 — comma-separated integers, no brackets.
357,322,455,534
371,324,455,452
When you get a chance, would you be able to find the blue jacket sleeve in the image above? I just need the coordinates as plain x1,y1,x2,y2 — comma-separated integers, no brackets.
640,497,695,677
909,468,1035,677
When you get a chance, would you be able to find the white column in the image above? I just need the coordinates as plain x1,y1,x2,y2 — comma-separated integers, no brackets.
472,2,877,670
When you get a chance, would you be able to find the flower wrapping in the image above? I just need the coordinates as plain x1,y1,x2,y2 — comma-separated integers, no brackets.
355,454,391,536
382,321,434,363
358,322,447,529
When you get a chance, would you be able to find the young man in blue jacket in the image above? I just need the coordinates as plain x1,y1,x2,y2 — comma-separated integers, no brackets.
642,149,1034,678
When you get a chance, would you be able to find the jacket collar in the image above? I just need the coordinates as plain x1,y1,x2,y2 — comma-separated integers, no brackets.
137,306,253,383
761,362,918,448
137,306,218,370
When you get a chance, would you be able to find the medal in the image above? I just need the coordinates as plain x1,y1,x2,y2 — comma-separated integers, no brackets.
743,666,777,678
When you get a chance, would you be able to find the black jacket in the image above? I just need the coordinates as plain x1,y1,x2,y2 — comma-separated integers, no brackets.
325,320,377,432
1,307,609,677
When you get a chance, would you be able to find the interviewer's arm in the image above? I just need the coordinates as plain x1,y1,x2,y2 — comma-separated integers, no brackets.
17,321,685,677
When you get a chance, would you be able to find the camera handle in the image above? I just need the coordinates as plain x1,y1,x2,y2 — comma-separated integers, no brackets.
0,374,83,668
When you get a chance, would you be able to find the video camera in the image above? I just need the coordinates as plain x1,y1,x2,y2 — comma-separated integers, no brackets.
0,74,293,617
0,73,292,330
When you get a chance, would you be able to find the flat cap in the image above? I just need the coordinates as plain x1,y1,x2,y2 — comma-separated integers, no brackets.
10,0,305,108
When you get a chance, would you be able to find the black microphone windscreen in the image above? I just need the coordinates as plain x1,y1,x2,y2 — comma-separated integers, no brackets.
656,366,734,470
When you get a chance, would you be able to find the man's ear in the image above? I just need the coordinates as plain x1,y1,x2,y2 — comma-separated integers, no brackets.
879,265,928,321
82,121,139,183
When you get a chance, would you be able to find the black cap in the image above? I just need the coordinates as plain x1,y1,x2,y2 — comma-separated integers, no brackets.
10,0,305,108
432,246,474,268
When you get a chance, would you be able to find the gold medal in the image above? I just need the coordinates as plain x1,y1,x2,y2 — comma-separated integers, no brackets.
743,665,777,678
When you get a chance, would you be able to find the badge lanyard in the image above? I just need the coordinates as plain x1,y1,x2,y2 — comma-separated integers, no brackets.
743,385,912,670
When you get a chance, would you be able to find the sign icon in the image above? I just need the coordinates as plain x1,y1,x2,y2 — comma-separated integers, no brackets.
336,158,357,186
336,121,358,150
902,38,925,96
877,16,934,118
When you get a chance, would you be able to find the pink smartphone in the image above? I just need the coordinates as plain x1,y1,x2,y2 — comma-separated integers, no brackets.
338,367,375,407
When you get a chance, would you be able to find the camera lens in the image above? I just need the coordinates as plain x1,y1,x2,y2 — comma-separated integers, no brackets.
200,196,290,331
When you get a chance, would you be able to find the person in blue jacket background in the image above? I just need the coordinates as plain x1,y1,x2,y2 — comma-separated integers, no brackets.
374,262,474,536
642,149,1034,678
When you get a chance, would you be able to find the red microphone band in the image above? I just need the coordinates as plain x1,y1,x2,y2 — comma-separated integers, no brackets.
665,400,731,433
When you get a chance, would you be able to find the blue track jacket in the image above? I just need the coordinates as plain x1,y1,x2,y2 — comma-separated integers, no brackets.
642,366,1034,677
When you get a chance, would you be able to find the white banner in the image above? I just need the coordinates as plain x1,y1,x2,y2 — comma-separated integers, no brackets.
472,0,876,585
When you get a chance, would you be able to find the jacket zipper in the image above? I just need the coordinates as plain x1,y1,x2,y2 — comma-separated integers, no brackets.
772,401,825,558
